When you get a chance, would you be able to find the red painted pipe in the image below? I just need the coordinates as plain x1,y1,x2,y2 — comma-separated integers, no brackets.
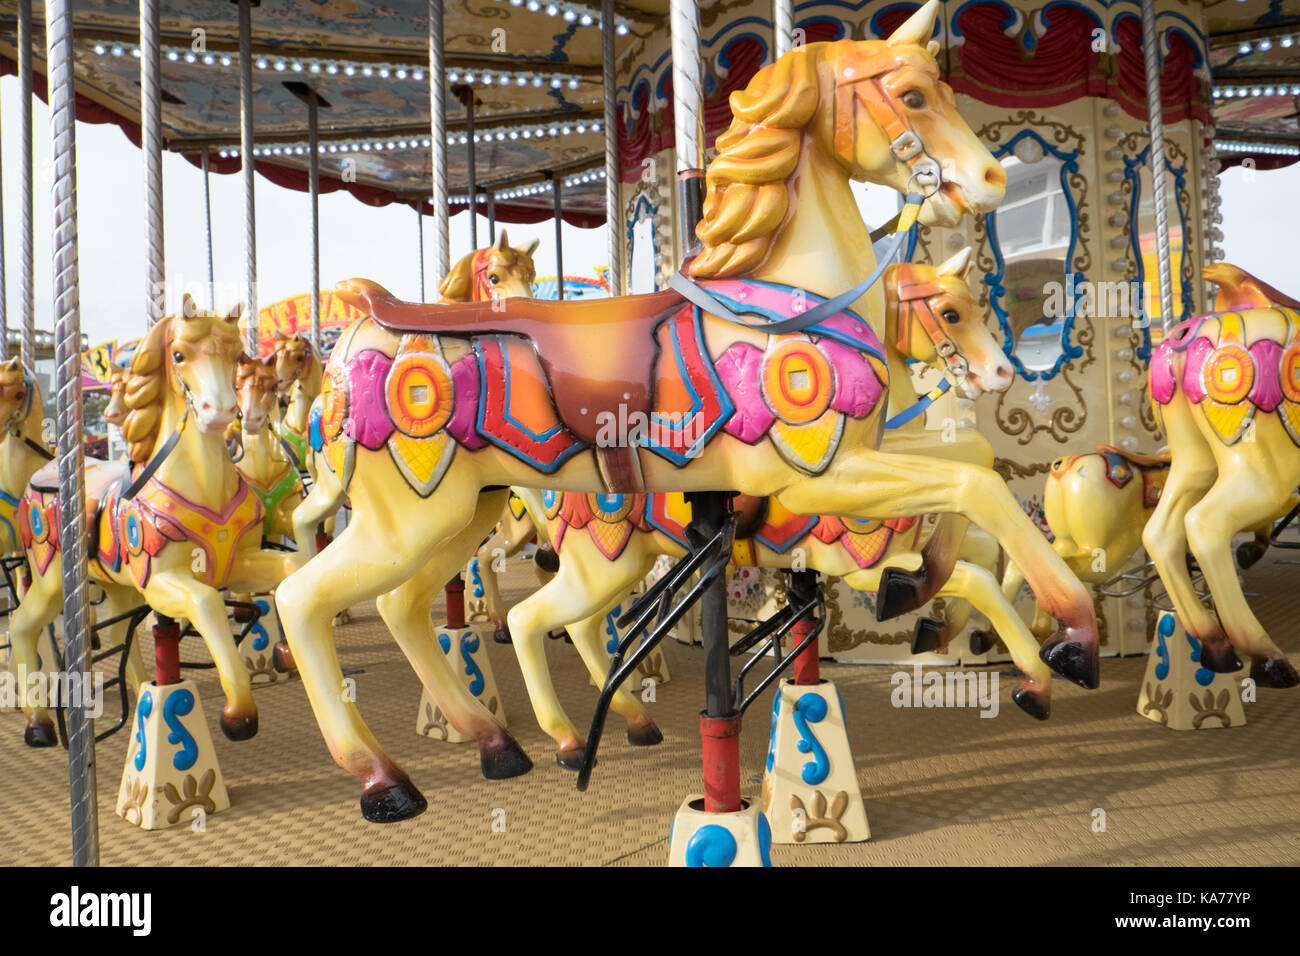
445,574,466,630
315,531,332,553
700,712,742,813
153,619,181,686
792,619,819,685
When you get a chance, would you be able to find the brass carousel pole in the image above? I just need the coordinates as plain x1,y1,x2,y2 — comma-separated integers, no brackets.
1140,0,1175,333
46,0,99,867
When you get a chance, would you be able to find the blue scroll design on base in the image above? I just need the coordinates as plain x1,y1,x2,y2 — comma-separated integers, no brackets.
133,690,153,771
792,692,830,785
685,824,738,867
460,631,485,697
163,688,198,771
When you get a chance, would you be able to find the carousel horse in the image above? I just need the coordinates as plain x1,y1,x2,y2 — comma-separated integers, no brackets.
494,252,1056,765
8,300,303,746
276,2,1100,823
1140,263,1300,687
292,230,541,558
232,354,304,545
270,331,323,482
470,490,557,644
104,366,129,430
0,357,52,557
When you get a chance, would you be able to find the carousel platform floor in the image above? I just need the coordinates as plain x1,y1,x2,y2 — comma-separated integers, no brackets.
1,551,1298,867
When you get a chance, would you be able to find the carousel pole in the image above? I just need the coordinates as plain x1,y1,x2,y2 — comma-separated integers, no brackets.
18,0,36,373
1140,0,1174,333
0,94,7,361
238,0,258,355
664,0,770,866
773,0,793,58
306,90,322,355
414,6,507,738
417,206,426,301
602,0,623,296
201,148,215,310
455,85,479,249
45,0,98,867
552,173,564,300
485,189,495,245
141,0,165,324
428,0,450,281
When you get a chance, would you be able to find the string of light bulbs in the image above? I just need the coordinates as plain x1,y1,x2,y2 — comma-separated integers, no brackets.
446,168,607,204
1213,83,1300,99
1232,33,1297,56
89,41,588,90
215,119,602,159
499,0,630,35
1214,140,1300,157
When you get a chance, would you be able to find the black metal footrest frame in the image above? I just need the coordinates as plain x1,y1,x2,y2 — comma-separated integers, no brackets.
54,603,152,749
730,578,825,717
178,595,267,669
1270,494,1300,549
576,516,735,791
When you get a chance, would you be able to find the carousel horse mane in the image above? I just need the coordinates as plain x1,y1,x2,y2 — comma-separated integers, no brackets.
122,305,242,464
1203,263,1300,312
690,32,940,279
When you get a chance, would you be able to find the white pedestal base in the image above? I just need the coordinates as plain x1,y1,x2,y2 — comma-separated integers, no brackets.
116,679,231,831
417,623,506,743
761,678,870,844
239,593,292,685
667,796,771,867
1137,611,1245,731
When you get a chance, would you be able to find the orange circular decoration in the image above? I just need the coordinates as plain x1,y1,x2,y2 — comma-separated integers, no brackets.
761,339,834,425
1203,345,1254,405
320,364,348,441
1282,343,1300,403
385,352,453,438
841,517,884,535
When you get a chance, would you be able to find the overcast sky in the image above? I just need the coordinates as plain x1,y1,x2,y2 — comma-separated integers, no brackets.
1,74,1296,348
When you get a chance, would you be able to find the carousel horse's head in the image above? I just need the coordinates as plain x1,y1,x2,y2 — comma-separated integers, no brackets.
270,331,318,393
691,0,1004,278
122,297,243,462
438,229,539,303
235,353,281,435
103,367,129,428
887,247,1012,397
0,357,32,434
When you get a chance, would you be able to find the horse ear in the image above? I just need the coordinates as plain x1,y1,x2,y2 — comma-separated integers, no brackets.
182,293,197,319
926,39,940,58
495,229,510,251
226,303,243,323
937,246,973,280
887,0,938,47
522,238,540,258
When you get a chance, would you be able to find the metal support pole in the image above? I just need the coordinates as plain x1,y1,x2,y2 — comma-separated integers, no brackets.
19,0,35,373
201,148,215,310
552,174,564,300
485,189,495,245
456,85,479,249
670,0,706,259
773,0,794,58
428,0,450,282
307,92,321,355
141,0,165,324
1140,0,1174,334
238,0,258,354
417,206,426,301
46,0,99,868
0,99,7,361
602,0,624,296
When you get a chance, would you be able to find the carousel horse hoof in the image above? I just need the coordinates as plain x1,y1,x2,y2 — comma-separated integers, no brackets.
232,605,257,624
220,711,259,741
556,748,587,771
1235,541,1267,570
875,566,926,621
627,722,664,747
360,781,427,823
271,641,297,673
1012,686,1051,721
1198,639,1243,675
24,720,57,748
910,617,944,654
534,543,560,574
1039,633,1099,689
1251,654,1300,689
481,734,533,780
493,625,512,645
968,629,995,656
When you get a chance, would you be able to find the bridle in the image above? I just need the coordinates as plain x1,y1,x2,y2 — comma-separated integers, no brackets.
883,266,971,430
3,369,54,461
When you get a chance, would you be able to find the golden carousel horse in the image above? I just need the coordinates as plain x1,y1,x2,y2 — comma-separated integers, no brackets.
274,3,1100,823
8,301,302,746
232,354,304,545
1139,263,1300,687
0,357,53,557
494,253,1058,766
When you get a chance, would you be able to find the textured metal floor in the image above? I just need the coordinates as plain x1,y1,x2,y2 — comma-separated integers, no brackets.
2,551,1297,867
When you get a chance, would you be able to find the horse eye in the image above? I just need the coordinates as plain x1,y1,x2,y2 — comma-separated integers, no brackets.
489,274,501,285
901,89,926,110
172,351,185,364
942,309,960,324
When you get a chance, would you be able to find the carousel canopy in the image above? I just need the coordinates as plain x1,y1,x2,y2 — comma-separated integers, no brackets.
0,0,1294,229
